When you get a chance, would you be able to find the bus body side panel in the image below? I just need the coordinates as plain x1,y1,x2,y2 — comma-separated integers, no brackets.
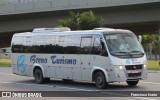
12,53,33,76
80,54,92,81
52,54,81,80
90,55,110,82
12,53,82,80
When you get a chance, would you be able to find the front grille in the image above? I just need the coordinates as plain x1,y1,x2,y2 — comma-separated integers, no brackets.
125,65,143,77
125,65,143,70
128,73,141,77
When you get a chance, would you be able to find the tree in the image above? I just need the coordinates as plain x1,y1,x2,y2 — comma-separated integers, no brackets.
59,11,104,30
142,34,160,61
59,11,80,30
152,34,160,61
142,35,153,59
79,11,103,30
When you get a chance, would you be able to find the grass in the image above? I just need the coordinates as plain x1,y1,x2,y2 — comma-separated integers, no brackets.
147,60,160,70
0,59,11,67
0,3,6,6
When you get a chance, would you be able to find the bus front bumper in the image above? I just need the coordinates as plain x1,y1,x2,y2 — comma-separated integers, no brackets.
114,67,148,82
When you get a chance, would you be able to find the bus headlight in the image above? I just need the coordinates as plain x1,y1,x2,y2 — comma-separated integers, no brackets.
143,64,147,69
119,66,124,70
116,66,124,70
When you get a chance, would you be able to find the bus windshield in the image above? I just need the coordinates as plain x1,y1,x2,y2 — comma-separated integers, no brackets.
104,32,144,58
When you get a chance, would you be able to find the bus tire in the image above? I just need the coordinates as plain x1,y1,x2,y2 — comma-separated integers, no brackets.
127,80,139,86
34,68,45,84
95,71,108,89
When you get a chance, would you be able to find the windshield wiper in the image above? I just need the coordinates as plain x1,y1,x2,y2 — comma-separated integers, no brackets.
112,51,133,56
130,51,144,55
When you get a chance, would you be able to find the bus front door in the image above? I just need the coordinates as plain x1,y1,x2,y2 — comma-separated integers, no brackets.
80,36,92,81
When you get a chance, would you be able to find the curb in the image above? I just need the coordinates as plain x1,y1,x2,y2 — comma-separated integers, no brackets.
148,70,160,73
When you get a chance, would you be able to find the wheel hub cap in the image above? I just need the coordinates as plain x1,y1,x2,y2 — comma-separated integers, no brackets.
97,76,102,84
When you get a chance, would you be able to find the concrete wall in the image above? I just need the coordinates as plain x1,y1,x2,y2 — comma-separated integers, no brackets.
0,1,159,34
0,0,160,15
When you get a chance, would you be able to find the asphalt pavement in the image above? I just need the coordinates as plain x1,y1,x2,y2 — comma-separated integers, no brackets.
0,67,160,100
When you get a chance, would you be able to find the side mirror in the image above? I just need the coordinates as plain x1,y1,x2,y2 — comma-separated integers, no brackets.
138,35,142,43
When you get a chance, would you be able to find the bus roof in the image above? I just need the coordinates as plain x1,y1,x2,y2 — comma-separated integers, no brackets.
13,28,132,36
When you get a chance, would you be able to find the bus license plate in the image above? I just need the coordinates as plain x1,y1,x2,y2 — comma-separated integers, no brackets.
131,70,139,73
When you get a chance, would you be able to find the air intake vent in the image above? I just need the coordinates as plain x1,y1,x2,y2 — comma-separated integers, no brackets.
32,27,71,33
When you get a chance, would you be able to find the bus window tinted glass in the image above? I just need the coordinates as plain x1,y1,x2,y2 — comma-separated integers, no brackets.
81,37,92,54
12,36,24,53
57,36,68,54
92,35,108,56
67,35,81,54
44,35,57,53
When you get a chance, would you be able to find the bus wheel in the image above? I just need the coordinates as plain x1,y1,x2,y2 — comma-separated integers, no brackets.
127,80,139,86
95,71,108,89
34,68,44,84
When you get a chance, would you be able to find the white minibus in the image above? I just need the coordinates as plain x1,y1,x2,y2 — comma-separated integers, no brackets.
11,27,147,89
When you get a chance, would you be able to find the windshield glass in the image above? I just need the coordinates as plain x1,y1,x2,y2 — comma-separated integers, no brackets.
105,32,144,58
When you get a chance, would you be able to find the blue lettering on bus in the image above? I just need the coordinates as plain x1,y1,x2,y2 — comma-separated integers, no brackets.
50,56,56,64
30,55,47,64
29,55,76,65
51,56,76,65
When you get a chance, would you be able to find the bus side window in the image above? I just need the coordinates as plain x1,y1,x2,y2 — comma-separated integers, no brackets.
80,36,92,54
12,36,24,53
56,36,68,54
67,35,81,54
92,38,108,57
100,40,108,56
